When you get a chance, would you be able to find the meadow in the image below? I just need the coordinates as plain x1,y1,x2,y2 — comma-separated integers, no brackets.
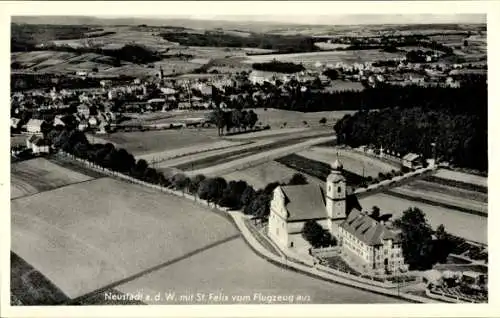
296,146,399,178
11,177,239,299
115,238,405,304
97,128,221,155
432,169,487,188
359,193,487,244
11,158,94,199
248,108,355,129
221,161,302,189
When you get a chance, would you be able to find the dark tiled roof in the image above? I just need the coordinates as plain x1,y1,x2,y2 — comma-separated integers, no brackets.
281,184,326,221
341,209,399,246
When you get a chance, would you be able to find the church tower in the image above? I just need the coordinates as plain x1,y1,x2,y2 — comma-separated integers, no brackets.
326,159,347,242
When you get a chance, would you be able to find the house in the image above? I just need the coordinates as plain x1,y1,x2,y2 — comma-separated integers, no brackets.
339,209,406,273
268,159,408,273
78,120,88,131
11,117,20,129
32,137,50,154
54,116,66,127
177,101,192,109
402,153,422,169
77,104,91,119
26,134,39,148
26,119,45,134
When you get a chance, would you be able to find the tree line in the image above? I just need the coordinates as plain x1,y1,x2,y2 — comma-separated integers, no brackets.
206,108,259,136
333,106,487,172
252,61,305,74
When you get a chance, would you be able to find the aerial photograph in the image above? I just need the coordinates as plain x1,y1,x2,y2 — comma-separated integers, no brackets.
9,11,487,307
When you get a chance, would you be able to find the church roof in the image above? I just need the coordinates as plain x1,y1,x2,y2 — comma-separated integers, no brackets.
340,209,400,246
281,184,326,221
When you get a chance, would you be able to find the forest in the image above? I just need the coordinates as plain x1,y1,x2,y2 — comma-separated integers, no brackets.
159,31,318,53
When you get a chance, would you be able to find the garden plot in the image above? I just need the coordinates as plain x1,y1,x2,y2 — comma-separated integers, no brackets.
11,158,94,199
11,177,238,299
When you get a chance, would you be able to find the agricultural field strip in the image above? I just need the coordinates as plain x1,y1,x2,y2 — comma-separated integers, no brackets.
433,169,487,188
402,179,487,202
175,133,333,171
389,186,487,213
156,139,276,169
136,140,248,163
186,135,335,177
225,128,308,139
11,177,239,298
10,158,95,199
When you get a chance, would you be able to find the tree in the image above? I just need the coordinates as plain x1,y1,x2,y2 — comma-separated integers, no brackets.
370,206,381,220
220,180,250,209
240,185,256,208
302,220,335,248
244,192,271,219
208,109,226,136
393,207,434,270
171,173,190,192
288,173,308,185
323,69,339,80
319,117,327,125
231,109,243,132
188,174,206,194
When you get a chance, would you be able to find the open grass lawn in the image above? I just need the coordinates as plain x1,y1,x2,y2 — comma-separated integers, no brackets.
11,158,94,199
249,108,355,129
222,161,299,189
11,177,238,299
115,238,405,304
275,153,366,187
297,146,399,178
358,193,487,245
97,129,221,155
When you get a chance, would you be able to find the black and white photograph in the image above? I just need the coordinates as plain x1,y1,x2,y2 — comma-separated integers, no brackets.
1,1,497,317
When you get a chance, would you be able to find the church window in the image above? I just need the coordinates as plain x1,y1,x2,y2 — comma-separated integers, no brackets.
337,186,342,193
328,185,331,192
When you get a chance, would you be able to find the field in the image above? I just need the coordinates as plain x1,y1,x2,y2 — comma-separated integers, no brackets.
241,50,405,67
275,153,366,187
11,177,239,299
388,179,487,215
11,158,94,199
358,193,487,244
249,108,355,129
296,146,399,178
96,128,221,155
114,238,405,304
221,161,303,189
432,169,487,188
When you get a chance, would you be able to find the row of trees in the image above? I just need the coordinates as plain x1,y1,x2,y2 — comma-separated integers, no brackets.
206,108,259,136
334,107,487,172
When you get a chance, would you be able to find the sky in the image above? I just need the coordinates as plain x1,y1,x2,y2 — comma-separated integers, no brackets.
107,14,486,25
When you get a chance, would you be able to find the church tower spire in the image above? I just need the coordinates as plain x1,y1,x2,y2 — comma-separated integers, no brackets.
326,158,347,240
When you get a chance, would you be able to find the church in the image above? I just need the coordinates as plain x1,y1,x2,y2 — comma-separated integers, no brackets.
267,159,408,273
